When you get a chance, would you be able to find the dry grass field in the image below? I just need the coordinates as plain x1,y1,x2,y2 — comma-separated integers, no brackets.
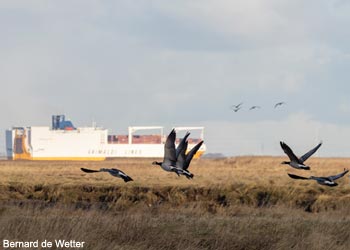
1,157,350,249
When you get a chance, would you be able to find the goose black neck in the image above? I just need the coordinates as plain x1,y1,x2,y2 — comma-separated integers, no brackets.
153,161,162,166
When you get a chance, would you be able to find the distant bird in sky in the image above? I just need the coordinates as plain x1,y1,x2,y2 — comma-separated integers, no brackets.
274,102,286,108
232,102,243,109
249,106,261,110
81,167,133,182
232,107,241,112
280,141,323,170
288,169,349,187
152,129,193,178
231,102,243,112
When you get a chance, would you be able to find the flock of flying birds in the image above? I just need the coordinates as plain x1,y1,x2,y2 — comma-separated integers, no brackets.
280,141,349,186
81,128,349,187
231,101,286,112
80,100,349,187
81,129,203,182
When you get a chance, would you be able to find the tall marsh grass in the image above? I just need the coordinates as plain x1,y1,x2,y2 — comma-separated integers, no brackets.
1,157,350,249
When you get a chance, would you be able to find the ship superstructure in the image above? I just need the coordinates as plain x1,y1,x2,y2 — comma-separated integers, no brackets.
6,115,206,161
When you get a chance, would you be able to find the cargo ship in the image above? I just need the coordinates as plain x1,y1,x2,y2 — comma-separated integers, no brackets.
6,115,206,161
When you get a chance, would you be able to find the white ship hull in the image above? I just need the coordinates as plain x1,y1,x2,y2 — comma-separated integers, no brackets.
6,117,206,161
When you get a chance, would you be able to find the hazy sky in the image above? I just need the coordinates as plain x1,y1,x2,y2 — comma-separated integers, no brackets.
1,1,350,156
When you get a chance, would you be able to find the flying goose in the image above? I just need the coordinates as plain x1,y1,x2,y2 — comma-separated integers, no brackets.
288,169,349,186
232,102,243,109
174,131,195,179
249,105,261,110
231,102,243,112
274,102,286,108
280,141,322,170
232,107,241,112
81,167,133,182
152,129,188,177
176,140,204,179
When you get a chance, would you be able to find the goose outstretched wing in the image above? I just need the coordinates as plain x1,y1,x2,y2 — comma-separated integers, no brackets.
183,141,204,170
280,142,300,163
299,142,322,163
176,131,190,158
328,169,349,181
164,129,177,166
176,140,188,170
287,173,310,180
81,168,100,173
